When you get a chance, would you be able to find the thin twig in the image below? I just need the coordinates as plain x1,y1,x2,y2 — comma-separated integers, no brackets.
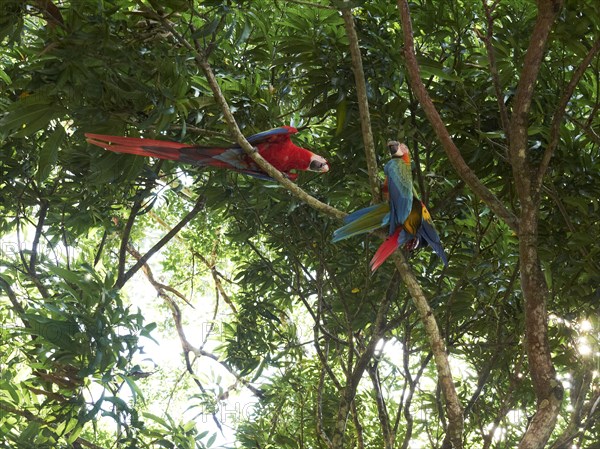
330,273,399,447
478,0,510,138
115,196,205,288
29,201,48,275
127,245,264,399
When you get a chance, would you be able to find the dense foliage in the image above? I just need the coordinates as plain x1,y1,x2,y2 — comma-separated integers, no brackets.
0,1,598,448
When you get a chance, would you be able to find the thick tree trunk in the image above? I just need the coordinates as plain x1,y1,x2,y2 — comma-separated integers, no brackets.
517,204,564,449
506,2,564,447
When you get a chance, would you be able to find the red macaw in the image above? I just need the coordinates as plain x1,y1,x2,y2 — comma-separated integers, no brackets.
85,126,329,181
333,141,447,271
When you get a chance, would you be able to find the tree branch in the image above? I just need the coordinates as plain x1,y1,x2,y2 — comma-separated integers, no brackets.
0,274,26,318
367,363,394,449
341,8,381,201
0,403,106,449
351,400,365,449
115,195,205,288
127,244,264,399
536,35,600,187
397,350,432,449
478,0,511,138
330,273,399,448
507,3,566,449
317,362,333,448
508,0,564,198
396,0,519,233
392,252,464,449
149,11,345,220
29,200,48,275
117,187,150,284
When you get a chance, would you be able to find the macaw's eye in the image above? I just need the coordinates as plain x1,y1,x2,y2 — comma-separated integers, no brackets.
309,159,329,172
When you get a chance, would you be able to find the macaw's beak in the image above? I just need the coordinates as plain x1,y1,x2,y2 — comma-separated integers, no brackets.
309,155,329,173
387,140,400,156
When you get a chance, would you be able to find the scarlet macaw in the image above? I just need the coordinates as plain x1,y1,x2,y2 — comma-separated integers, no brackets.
333,141,447,271
85,126,329,181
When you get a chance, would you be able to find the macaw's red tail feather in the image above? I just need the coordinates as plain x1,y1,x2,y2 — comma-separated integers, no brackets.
85,133,194,161
370,228,401,272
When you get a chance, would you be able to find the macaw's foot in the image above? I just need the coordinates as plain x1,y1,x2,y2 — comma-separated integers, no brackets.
404,238,420,252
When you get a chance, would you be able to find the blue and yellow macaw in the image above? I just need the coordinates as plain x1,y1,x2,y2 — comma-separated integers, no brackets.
333,141,447,271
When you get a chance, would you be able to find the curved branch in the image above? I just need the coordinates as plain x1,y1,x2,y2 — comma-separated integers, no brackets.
396,0,519,233
0,275,26,320
151,13,345,220
117,183,155,284
330,275,397,448
341,9,381,201
536,36,600,187
127,244,264,399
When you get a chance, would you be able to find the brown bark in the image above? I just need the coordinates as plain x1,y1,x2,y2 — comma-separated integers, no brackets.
396,0,519,233
395,1,589,448
151,12,345,221
393,253,464,449
341,9,381,201
506,2,565,449
508,0,564,199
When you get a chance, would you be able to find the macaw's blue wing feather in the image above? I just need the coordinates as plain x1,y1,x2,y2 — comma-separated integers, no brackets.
332,203,389,242
417,219,448,266
246,126,297,145
343,202,389,225
384,159,413,235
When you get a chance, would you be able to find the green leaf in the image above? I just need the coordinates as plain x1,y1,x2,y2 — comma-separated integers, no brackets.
419,64,462,82
0,68,11,84
24,313,78,349
143,412,170,429
192,17,221,39
0,93,65,137
47,264,86,287
104,395,129,411
37,124,66,184
206,432,217,447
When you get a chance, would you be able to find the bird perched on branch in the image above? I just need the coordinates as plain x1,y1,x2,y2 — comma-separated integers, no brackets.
85,126,329,181
333,141,447,271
